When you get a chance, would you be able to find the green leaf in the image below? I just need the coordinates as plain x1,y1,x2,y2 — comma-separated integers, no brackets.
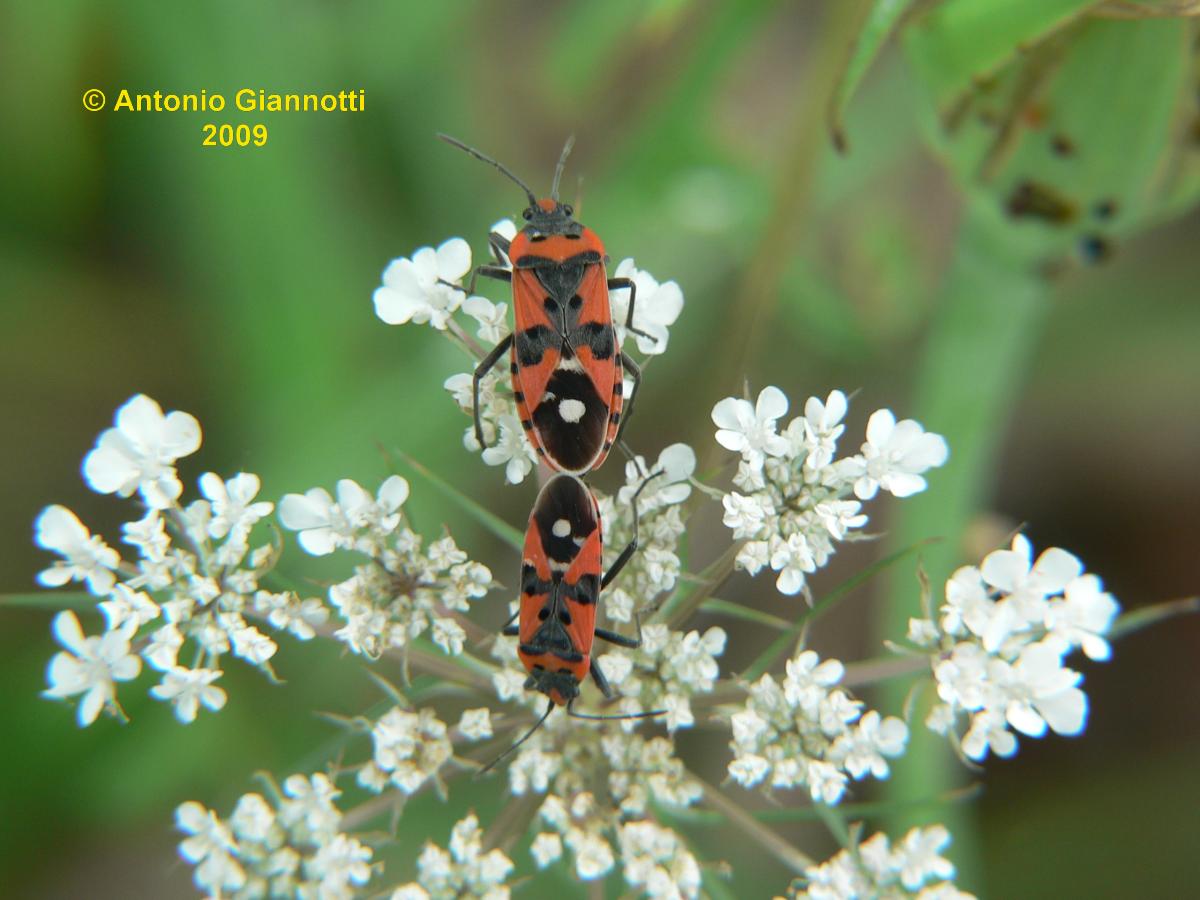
829,0,922,151
904,0,1100,100
392,450,523,551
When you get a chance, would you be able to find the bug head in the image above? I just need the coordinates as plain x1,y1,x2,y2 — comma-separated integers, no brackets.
525,667,581,708
437,133,584,239
520,134,583,237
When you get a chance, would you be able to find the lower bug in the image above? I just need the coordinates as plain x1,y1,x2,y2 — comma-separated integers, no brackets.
479,471,662,772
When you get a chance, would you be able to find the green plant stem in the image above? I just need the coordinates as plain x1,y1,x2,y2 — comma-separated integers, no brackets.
698,779,815,872
877,199,1050,889
741,537,940,682
1109,596,1200,639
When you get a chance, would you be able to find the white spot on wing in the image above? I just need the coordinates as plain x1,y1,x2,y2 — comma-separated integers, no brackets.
552,518,571,538
559,399,586,423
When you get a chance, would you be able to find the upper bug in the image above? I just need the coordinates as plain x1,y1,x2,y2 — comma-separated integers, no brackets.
479,471,664,773
437,133,656,475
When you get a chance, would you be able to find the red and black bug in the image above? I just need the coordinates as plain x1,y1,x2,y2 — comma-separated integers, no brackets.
437,133,654,475
480,471,662,772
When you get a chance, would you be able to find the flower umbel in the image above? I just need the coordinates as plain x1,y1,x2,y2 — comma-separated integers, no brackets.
908,535,1118,761
713,388,947,597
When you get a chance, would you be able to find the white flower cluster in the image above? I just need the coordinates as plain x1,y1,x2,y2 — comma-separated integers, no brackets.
390,813,513,900
713,388,948,596
527,789,698,894
374,224,685,485
176,773,374,899
599,623,727,732
728,649,908,803
484,638,702,889
616,820,702,900
908,535,1119,761
356,705,453,795
38,395,324,727
789,825,975,899
443,366,538,485
280,477,492,658
598,444,696,621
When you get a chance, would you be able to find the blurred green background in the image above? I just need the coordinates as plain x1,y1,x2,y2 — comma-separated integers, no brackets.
2,1,1198,897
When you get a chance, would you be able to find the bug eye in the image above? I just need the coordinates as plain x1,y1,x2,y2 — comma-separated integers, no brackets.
522,209,533,220
562,204,574,216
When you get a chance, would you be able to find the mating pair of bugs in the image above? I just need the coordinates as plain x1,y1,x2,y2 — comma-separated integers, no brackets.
438,134,666,767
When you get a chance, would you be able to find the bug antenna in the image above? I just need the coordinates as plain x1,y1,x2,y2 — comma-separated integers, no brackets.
437,133,538,208
550,134,576,201
475,699,556,776
566,702,667,722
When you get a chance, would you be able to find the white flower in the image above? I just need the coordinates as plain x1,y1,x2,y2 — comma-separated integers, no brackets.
978,535,1082,650
373,237,472,330
895,825,955,891
83,394,202,508
530,832,563,869
456,708,493,741
961,708,1017,760
481,414,536,484
795,826,972,899
570,830,615,880
279,476,408,555
711,386,790,466
230,623,277,666
1046,574,1120,661
800,390,848,469
176,802,246,895
608,258,684,355
35,505,120,595
721,492,770,538
199,472,273,542
620,443,696,507
1003,641,1087,738
463,296,509,343
143,623,184,671
229,792,275,843
281,772,342,836
307,833,374,895
367,707,452,795
770,532,816,595
44,611,141,726
98,582,160,630
853,409,948,500
150,666,227,723
432,617,466,655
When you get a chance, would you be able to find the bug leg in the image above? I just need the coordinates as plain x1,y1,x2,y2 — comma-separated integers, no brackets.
589,659,615,698
487,231,512,266
594,624,640,649
473,333,513,449
608,276,657,343
616,353,642,443
457,264,511,297
601,468,664,589
501,624,519,636
597,601,648,650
